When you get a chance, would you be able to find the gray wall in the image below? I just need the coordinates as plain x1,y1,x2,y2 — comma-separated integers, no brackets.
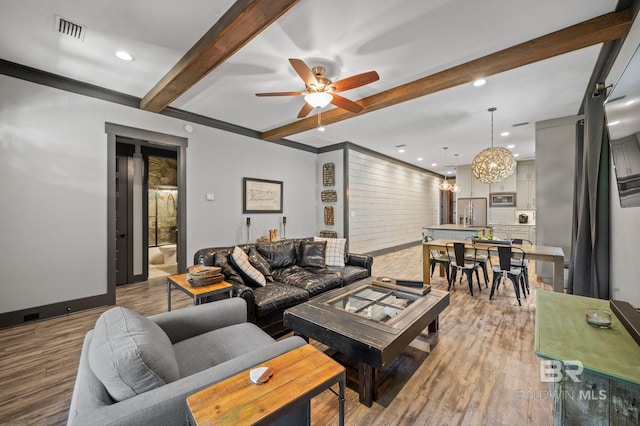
535,115,581,283
0,74,317,315
347,148,440,253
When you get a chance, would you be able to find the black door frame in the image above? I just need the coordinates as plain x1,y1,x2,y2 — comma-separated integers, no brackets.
106,123,187,296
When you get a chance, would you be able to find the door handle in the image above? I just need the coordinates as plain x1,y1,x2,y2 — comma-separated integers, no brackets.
118,233,126,238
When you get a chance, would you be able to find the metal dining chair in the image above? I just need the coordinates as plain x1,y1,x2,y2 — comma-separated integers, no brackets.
446,242,483,295
426,235,451,285
510,238,532,294
488,245,527,306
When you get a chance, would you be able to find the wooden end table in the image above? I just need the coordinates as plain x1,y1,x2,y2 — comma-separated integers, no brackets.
167,273,233,311
186,344,346,425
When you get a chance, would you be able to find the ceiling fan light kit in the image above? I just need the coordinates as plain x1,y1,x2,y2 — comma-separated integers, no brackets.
304,92,332,108
256,58,379,118
472,107,516,184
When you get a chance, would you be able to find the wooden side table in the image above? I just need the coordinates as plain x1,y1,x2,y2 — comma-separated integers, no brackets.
186,344,346,425
167,273,233,311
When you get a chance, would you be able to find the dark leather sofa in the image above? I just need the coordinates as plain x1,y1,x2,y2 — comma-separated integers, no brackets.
194,238,373,337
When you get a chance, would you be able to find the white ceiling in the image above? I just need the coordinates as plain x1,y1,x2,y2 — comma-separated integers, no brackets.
0,0,621,175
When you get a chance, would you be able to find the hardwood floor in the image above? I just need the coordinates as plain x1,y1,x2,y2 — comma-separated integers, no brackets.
0,245,553,425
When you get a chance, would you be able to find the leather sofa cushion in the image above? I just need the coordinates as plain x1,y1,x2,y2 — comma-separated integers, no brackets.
256,240,296,269
252,282,309,318
88,307,180,402
273,265,342,297
326,265,370,284
298,240,326,268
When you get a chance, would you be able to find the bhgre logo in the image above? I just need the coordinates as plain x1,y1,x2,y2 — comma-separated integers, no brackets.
540,360,583,383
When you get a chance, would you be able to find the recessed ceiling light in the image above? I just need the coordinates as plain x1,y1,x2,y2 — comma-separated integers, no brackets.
431,163,437,167
115,50,134,61
608,121,620,126
507,144,515,149
447,171,452,175
398,149,405,153
417,157,423,161
472,79,486,87
514,153,520,157
501,132,509,137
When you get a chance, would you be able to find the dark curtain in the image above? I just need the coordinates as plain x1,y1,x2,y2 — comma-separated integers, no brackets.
568,92,610,298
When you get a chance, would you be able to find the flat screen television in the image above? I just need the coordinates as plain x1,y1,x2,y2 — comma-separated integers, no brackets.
605,44,640,208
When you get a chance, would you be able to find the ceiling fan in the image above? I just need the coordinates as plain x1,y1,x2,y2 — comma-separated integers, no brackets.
256,58,379,118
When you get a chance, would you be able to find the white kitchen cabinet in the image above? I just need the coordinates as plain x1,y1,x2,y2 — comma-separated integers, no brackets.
516,180,536,209
530,226,536,244
611,137,640,178
491,225,509,240
517,161,536,181
490,171,517,193
489,225,533,242
456,165,490,198
516,160,536,209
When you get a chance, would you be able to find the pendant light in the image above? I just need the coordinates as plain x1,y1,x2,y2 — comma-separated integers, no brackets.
438,147,453,191
471,107,516,183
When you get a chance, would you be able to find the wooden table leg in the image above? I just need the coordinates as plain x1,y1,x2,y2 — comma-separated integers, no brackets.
358,361,377,407
428,316,439,333
552,256,564,293
423,244,431,285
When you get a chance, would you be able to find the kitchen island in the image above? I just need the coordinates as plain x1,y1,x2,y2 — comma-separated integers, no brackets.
423,224,492,241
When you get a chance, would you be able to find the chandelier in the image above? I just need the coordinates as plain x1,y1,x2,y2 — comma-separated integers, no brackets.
471,107,516,183
438,147,460,192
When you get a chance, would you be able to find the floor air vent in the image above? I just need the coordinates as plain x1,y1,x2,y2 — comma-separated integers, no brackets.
55,15,86,41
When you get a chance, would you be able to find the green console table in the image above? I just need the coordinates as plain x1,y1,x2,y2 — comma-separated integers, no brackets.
535,291,640,425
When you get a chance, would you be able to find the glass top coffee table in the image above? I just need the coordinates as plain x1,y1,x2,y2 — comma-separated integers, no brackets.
284,279,449,406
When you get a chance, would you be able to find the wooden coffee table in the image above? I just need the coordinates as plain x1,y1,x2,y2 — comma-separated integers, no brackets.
167,273,233,311
186,344,345,425
284,280,449,406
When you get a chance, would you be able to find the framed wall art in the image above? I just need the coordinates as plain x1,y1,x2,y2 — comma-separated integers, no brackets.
243,178,283,213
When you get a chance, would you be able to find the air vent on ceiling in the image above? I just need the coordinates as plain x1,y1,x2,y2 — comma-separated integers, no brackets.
512,121,530,127
55,15,86,41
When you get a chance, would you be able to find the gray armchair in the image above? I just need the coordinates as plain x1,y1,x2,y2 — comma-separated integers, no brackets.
67,298,306,425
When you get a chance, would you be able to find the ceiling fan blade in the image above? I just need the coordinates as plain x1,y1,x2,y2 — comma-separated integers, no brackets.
289,58,318,86
330,94,363,113
331,71,380,92
297,102,314,118
255,91,304,96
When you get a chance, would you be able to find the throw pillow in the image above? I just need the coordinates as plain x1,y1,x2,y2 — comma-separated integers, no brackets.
230,246,266,287
89,306,180,402
248,246,273,282
214,252,246,285
256,240,297,269
314,237,347,267
298,240,327,268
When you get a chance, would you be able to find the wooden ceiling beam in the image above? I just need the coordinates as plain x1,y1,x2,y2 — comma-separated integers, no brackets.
260,8,632,142
141,0,299,113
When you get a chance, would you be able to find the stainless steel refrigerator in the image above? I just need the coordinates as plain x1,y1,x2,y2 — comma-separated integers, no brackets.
456,198,487,226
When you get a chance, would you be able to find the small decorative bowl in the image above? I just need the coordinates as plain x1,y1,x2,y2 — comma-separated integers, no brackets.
585,308,612,328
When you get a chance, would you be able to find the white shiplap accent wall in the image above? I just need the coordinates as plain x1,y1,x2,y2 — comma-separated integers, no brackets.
348,149,440,253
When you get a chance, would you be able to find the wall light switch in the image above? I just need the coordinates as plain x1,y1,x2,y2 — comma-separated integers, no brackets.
206,193,215,201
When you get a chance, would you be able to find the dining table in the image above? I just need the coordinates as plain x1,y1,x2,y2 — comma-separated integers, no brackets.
422,238,566,292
